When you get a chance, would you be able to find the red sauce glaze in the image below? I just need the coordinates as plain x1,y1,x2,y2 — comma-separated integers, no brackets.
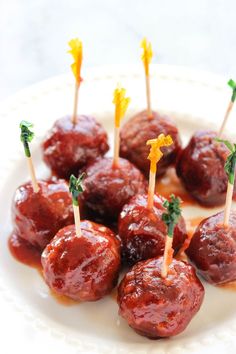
81,157,147,221
11,179,74,250
41,221,121,301
120,110,181,178
50,289,78,306
188,217,205,229
176,130,236,207
42,115,109,179
110,287,118,301
8,233,42,268
118,194,187,265
177,217,205,256
219,281,236,291
156,167,196,207
117,257,204,338
186,211,236,285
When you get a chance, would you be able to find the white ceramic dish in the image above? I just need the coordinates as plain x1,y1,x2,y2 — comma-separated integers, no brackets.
0,64,236,354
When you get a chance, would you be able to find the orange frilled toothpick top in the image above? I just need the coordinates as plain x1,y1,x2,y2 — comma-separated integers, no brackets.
113,86,130,128
68,38,83,124
147,134,173,174
112,85,130,166
140,38,153,77
146,134,173,210
68,38,83,83
140,38,153,117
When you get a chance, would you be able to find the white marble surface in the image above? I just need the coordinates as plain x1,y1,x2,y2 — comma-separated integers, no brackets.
0,0,236,100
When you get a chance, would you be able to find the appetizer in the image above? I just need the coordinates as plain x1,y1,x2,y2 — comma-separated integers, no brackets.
42,39,109,179
8,50,236,341
186,139,236,284
117,196,204,338
81,86,147,221
11,121,73,251
176,80,236,206
118,135,187,265
42,174,121,301
120,38,181,177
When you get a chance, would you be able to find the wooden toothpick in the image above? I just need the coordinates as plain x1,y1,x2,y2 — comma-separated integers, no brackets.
146,134,173,209
218,79,236,138
20,121,39,193
68,38,83,125
141,38,153,118
112,85,130,167
224,182,234,226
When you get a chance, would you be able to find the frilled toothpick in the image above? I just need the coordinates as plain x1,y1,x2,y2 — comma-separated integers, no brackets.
20,121,39,193
218,79,236,138
68,38,83,125
161,195,182,278
216,138,236,226
141,38,153,118
112,85,130,167
146,134,173,209
69,173,85,237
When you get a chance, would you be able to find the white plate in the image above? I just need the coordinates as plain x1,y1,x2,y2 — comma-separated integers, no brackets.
1,64,236,354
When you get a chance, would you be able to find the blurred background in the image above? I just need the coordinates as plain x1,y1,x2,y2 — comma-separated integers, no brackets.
0,0,235,100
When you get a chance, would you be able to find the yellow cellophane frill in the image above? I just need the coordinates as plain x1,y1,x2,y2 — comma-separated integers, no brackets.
113,86,130,128
140,38,153,76
147,134,173,173
68,38,83,83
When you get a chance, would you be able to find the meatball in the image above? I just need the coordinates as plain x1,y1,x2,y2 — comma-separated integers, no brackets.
42,221,121,301
81,157,147,221
118,194,187,265
42,115,109,179
176,130,231,207
12,179,74,250
186,211,236,285
120,111,181,177
117,257,204,339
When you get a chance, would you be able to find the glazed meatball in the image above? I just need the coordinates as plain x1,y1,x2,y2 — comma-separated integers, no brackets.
117,257,204,339
176,130,231,207
118,194,187,265
42,115,109,179
12,179,74,250
120,111,181,177
42,221,121,301
81,157,147,221
186,211,236,285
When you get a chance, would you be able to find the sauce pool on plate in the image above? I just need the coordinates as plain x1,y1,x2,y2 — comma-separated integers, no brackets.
8,232,42,269
156,168,195,206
